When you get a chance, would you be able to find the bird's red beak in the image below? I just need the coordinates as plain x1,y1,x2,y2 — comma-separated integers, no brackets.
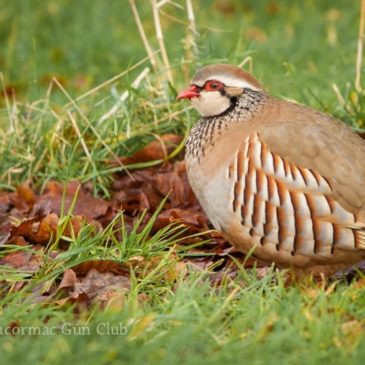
177,85,200,100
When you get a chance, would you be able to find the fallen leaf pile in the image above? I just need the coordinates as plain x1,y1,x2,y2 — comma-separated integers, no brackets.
0,134,263,309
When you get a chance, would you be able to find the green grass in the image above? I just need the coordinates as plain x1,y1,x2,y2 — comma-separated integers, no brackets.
1,0,365,364
2,269,365,365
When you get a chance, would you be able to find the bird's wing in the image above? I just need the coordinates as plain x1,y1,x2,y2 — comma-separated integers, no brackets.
256,100,365,221
230,130,365,259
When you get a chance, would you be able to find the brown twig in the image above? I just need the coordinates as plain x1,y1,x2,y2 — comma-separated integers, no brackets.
186,0,198,58
238,56,253,74
129,0,159,72
355,0,365,91
152,0,174,84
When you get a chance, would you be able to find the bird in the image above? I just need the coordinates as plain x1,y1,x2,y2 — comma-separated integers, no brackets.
177,63,365,274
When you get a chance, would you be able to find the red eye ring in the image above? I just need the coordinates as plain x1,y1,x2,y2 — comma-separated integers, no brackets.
204,80,224,91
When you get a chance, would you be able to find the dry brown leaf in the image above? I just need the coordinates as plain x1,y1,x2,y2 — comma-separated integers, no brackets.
0,249,43,273
155,208,208,232
33,181,110,220
60,268,130,305
12,213,59,245
62,215,85,238
0,193,12,214
71,260,129,276
119,134,182,165
58,268,78,289
16,180,37,207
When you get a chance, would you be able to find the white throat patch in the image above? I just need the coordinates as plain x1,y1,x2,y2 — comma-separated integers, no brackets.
191,91,231,117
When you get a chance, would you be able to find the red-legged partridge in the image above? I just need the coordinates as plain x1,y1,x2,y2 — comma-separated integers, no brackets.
178,63,365,274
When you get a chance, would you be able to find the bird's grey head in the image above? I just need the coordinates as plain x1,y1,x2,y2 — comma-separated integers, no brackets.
177,64,263,117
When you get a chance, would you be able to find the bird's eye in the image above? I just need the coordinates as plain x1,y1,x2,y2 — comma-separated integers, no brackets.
205,80,223,91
